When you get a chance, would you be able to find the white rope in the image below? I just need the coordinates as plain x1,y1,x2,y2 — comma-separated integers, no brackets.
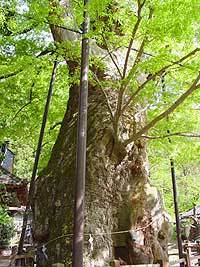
17,214,164,254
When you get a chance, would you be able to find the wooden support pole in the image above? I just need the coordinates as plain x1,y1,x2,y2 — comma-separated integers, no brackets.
167,128,184,267
72,1,90,267
18,61,58,254
170,159,185,267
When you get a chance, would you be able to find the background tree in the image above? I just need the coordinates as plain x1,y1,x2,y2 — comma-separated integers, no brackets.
0,205,14,247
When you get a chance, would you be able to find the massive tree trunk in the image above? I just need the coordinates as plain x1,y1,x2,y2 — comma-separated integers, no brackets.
32,3,170,266
33,82,170,267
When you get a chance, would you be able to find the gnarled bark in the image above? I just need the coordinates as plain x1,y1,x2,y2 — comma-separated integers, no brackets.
33,80,170,266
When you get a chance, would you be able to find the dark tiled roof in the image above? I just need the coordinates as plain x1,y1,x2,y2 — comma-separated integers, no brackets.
180,205,200,218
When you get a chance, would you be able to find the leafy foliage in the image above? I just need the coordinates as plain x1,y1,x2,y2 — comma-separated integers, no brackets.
0,206,14,247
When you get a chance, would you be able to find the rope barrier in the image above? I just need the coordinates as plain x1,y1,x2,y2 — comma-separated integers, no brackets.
8,214,165,266
18,213,164,253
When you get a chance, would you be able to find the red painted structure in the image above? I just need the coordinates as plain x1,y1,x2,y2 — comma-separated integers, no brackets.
0,166,28,207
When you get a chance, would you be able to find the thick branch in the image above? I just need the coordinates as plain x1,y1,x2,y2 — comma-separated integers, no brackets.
10,68,42,122
10,23,78,37
2,24,35,36
135,48,200,94
130,39,146,74
121,48,200,113
142,132,200,139
125,72,200,144
0,49,53,80
0,69,23,81
92,73,114,119
122,8,153,89
50,121,62,131
113,7,152,135
114,39,146,130
102,35,123,79
36,49,55,58
15,27,35,35
11,88,33,122
22,8,82,34
33,141,50,153
54,24,82,34
123,0,146,78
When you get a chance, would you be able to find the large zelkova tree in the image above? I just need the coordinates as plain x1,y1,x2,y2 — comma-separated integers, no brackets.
0,0,200,266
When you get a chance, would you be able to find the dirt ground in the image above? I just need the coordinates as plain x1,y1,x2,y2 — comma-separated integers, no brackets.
0,243,199,266
0,258,9,267
168,242,200,267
